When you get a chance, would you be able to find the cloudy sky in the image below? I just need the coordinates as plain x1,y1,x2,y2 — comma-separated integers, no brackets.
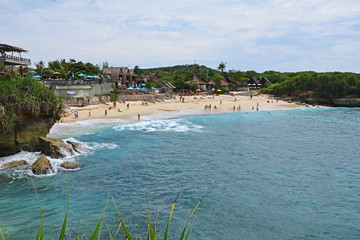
1,0,360,72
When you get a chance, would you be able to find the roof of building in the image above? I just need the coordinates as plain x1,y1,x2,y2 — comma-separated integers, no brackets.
189,75,207,85
0,44,28,53
221,80,229,86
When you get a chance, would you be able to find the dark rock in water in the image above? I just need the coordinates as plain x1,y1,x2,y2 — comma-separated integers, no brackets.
38,137,73,158
66,140,82,153
31,156,54,175
3,160,28,169
61,161,82,169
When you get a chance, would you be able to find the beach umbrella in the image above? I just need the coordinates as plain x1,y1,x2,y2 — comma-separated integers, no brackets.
217,89,221,92
135,87,141,90
78,73,85,77
93,75,100,79
86,75,93,78
33,75,42,78
29,70,37,73
127,87,134,90
202,88,207,91
141,83,146,86
53,72,60,75
141,87,147,90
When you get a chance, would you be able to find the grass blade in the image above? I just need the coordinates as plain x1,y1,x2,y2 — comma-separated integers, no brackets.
185,209,199,240
59,172,69,240
179,187,213,240
0,227,6,240
144,196,154,240
89,190,110,240
112,196,132,240
30,178,45,240
164,188,182,240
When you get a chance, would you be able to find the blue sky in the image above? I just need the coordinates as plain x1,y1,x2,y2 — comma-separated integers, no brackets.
1,0,359,72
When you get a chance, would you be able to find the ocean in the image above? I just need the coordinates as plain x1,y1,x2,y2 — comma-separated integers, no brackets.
1,107,360,239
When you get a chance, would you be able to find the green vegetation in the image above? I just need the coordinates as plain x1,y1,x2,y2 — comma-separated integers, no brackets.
261,71,360,98
109,92,118,102
0,176,208,240
0,75,61,130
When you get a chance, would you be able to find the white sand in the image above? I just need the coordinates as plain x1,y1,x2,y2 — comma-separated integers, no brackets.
60,94,301,123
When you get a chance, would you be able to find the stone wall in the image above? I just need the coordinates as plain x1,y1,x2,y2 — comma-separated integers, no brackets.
52,83,114,98
62,94,169,106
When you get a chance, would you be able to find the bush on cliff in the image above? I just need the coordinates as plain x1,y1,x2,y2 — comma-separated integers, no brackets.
0,75,61,130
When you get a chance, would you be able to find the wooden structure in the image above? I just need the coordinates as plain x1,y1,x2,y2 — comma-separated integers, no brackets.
248,77,271,89
0,44,31,76
102,67,139,87
188,75,208,90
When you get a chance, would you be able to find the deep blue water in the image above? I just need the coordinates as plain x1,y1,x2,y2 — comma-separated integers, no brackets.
1,107,360,239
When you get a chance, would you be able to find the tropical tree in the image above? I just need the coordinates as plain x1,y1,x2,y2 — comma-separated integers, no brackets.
217,61,226,76
35,61,45,76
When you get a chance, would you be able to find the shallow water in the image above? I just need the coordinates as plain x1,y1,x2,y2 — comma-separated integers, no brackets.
1,107,360,239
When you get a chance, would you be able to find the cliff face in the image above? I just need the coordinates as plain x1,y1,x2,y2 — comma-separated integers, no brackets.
0,111,58,157
282,91,360,107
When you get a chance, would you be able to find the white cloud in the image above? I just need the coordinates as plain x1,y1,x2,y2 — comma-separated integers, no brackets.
0,0,359,72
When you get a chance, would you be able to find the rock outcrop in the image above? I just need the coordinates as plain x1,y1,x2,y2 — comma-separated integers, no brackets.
66,140,82,153
3,160,28,169
61,161,82,169
37,137,74,158
0,113,60,157
31,156,54,175
332,98,360,107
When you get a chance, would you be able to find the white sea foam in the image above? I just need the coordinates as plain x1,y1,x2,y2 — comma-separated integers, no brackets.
113,118,203,133
48,118,127,139
0,138,92,179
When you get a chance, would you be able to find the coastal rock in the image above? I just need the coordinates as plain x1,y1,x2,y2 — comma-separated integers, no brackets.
38,137,73,158
3,160,28,169
0,114,59,157
61,161,82,169
31,156,54,175
66,140,82,153
333,98,360,107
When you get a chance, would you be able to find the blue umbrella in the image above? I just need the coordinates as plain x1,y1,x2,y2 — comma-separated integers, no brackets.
141,87,147,90
53,72,60,74
127,87,134,90
29,70,37,73
141,83,146,86
86,75,93,78
78,73,85,77
135,87,141,90
92,75,100,79
202,88,207,91
33,75,41,78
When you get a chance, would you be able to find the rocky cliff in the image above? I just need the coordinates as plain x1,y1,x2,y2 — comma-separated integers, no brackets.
0,111,60,157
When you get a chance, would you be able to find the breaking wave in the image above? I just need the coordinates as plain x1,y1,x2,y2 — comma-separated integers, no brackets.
113,118,203,133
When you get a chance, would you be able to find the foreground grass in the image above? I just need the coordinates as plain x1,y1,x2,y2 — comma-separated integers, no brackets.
0,175,211,240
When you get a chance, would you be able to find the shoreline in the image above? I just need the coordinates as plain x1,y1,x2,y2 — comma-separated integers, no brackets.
59,94,302,124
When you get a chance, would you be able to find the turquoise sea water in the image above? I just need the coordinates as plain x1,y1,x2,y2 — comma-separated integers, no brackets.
1,107,360,239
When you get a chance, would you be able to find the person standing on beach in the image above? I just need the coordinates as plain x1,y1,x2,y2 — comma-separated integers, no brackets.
105,109,108,116
127,103,130,109
89,109,91,117
138,114,140,121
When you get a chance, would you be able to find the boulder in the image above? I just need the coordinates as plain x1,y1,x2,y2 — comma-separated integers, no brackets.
38,137,73,158
3,160,28,169
61,161,82,169
66,140,82,153
31,156,54,175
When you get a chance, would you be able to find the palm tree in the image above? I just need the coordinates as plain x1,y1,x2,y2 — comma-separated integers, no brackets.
36,60,45,76
218,61,226,77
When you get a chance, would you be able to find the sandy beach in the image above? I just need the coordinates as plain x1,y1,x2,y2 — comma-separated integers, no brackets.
60,93,301,123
